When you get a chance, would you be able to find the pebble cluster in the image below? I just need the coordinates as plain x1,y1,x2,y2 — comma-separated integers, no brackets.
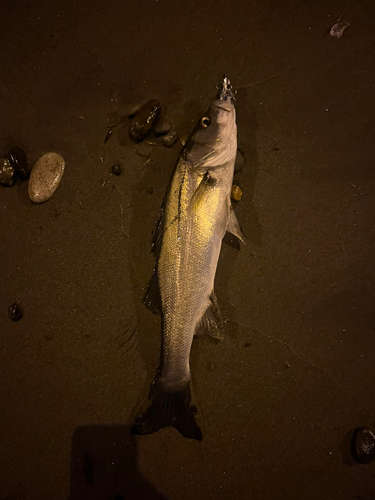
128,99,176,148
1,146,65,204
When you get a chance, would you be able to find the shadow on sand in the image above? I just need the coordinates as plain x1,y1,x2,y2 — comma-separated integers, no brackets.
68,425,167,500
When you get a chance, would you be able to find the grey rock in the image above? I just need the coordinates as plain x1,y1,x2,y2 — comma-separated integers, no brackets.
0,158,15,186
234,150,246,173
162,130,178,148
28,152,65,203
153,116,171,136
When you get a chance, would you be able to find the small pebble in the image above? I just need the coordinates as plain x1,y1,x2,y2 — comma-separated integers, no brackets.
231,184,242,201
129,99,162,142
28,152,65,203
112,163,122,175
8,301,23,321
163,131,178,148
234,150,246,173
8,146,29,180
153,116,171,136
351,427,375,464
0,158,15,186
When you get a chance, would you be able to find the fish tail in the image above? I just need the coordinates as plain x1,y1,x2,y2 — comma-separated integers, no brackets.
131,382,202,441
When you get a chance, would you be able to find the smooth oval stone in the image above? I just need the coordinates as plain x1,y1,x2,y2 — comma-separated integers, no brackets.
129,99,161,142
28,152,65,203
351,427,375,464
0,158,15,186
8,146,29,180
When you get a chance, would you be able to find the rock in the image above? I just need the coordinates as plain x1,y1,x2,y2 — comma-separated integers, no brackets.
8,146,29,180
351,427,375,464
153,116,171,136
112,162,122,175
162,131,178,148
234,149,246,173
8,301,23,321
28,152,65,203
231,184,242,201
0,158,15,186
129,99,162,142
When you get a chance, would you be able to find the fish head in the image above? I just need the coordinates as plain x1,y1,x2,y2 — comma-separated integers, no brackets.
184,98,237,171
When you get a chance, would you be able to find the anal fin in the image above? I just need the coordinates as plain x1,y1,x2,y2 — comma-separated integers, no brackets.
195,292,224,340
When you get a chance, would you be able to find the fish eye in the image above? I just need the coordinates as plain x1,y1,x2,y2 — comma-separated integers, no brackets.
201,117,211,128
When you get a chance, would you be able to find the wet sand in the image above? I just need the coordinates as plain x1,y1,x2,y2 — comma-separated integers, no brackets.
1,1,375,498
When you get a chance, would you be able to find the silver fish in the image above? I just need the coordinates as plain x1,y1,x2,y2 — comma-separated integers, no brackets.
132,76,245,440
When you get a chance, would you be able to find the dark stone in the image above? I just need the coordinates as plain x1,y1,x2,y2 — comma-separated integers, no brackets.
153,116,171,136
234,149,246,173
351,427,375,464
129,99,161,142
112,163,122,175
8,146,29,180
8,301,23,321
0,158,15,186
162,130,178,148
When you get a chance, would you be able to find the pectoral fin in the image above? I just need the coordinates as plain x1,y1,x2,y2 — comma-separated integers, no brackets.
226,206,246,244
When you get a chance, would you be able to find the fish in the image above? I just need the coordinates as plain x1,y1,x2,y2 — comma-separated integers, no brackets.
132,76,245,441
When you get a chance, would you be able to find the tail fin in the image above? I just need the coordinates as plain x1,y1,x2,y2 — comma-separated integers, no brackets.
131,384,202,441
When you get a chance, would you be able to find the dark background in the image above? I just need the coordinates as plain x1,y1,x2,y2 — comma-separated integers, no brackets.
1,0,375,498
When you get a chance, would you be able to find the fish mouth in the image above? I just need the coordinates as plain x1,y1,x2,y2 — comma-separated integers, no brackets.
218,74,235,102
216,104,231,112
